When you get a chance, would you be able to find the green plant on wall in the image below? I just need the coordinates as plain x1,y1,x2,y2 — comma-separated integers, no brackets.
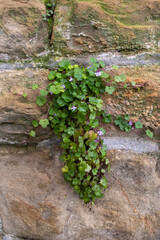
30,58,153,203
43,0,55,40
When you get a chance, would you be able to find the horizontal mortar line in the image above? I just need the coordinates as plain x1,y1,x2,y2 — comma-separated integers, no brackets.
0,52,160,70
103,137,159,153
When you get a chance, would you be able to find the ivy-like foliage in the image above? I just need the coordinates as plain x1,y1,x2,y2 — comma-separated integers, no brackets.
30,58,153,203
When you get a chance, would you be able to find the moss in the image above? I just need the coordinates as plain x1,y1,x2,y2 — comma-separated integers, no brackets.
8,8,28,24
51,31,69,55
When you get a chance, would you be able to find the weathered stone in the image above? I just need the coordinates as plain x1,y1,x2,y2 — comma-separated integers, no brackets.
0,65,159,240
2,235,24,240
0,65,159,146
103,137,159,153
0,144,159,240
102,65,160,135
0,69,51,145
0,0,48,61
52,0,160,55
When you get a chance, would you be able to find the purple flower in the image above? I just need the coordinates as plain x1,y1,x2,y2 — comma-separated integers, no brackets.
95,140,98,142
69,77,73,82
87,66,91,69
132,126,134,130
71,106,77,111
87,121,89,125
128,121,133,126
97,130,103,136
62,85,65,89
95,71,101,77
54,113,57,116
49,91,53,95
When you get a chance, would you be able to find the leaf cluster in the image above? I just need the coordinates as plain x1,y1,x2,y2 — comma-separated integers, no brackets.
30,58,153,203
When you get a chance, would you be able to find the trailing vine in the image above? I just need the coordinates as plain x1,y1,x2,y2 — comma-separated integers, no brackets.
30,58,153,203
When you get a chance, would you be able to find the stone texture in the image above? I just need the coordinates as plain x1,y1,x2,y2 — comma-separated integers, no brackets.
103,137,159,153
0,0,159,239
102,65,160,136
0,66,159,146
0,66,159,240
0,0,48,61
52,0,160,55
0,145,159,240
0,69,51,145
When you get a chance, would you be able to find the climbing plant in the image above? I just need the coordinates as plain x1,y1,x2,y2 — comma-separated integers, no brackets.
30,58,153,203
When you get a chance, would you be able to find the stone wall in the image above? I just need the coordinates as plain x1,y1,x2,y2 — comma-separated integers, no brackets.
0,0,160,240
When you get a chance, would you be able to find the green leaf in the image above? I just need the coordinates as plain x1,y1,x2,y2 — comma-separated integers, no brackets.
48,71,56,80
119,74,126,82
89,141,98,150
32,120,39,128
56,73,62,79
39,119,49,128
74,68,83,81
89,57,97,64
105,86,116,94
65,127,75,136
89,96,97,105
36,96,47,106
57,97,66,107
135,121,143,129
99,60,105,68
105,158,109,165
101,72,109,78
30,130,36,137
92,184,102,197
59,59,70,69
89,119,99,128
61,165,68,173
78,102,88,113
132,81,136,86
85,164,91,173
40,89,48,96
124,114,129,121
100,177,107,189
78,136,84,148
32,84,39,90
102,113,112,123
89,112,96,120
92,168,98,175
23,93,27,98
77,112,85,123
113,65,118,70
49,84,64,94
146,129,153,138
47,3,52,7
115,74,126,82
97,99,103,110
62,92,74,102
114,116,123,125
89,105,96,112
72,178,79,185
125,125,132,132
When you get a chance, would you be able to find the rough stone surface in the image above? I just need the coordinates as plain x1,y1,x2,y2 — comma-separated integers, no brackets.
0,0,48,61
0,1,160,239
0,69,51,145
52,0,160,55
0,66,159,146
103,137,159,153
0,145,160,240
102,65,160,135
